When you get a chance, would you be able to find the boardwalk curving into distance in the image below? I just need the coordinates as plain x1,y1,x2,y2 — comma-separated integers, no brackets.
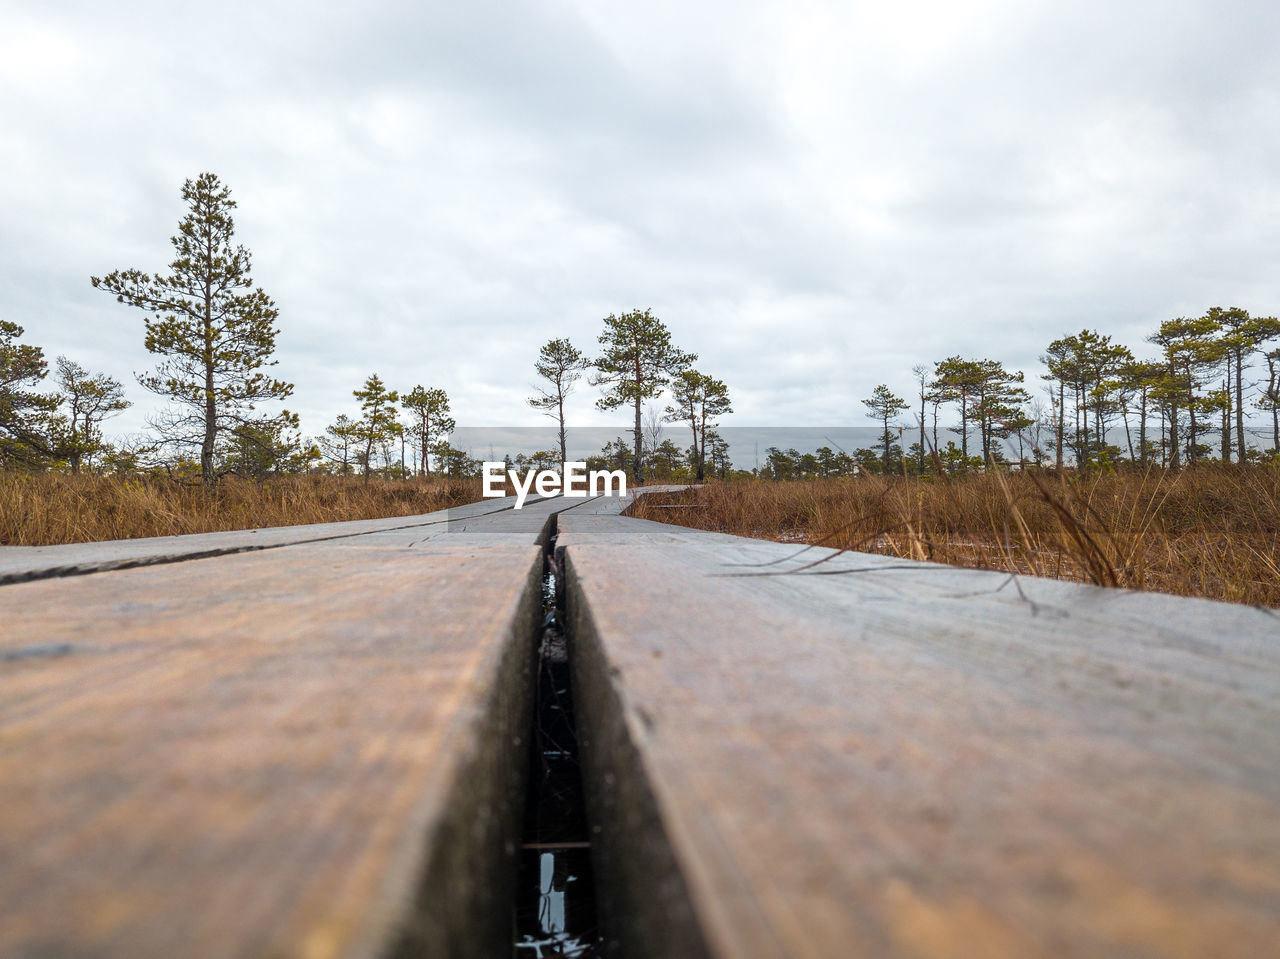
2,488,1278,958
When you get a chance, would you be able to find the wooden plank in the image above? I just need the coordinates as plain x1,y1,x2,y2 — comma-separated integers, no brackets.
0,535,544,959
0,493,547,584
557,511,1280,958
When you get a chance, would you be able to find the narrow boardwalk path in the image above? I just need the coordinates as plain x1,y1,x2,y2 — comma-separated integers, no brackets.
2,489,1278,958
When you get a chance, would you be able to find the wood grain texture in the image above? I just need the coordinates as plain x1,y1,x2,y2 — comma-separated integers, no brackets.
0,493,553,585
0,537,543,959
558,511,1280,959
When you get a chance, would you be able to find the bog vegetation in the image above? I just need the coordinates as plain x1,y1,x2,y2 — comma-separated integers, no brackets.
629,467,1280,607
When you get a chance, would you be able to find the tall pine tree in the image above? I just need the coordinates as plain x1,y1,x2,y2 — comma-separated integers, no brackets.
93,173,293,486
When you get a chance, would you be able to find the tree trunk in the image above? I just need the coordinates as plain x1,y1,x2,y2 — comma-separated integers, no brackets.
694,406,706,482
1157,404,1164,467
1120,402,1134,463
1235,345,1246,460
1138,386,1148,467
1221,375,1231,463
978,386,990,466
1078,384,1088,469
1056,380,1064,470
631,349,644,483
1187,373,1198,465
202,348,217,487
918,390,926,470
1158,403,1166,467
1270,358,1280,452
421,415,431,477
1095,401,1104,464
69,411,83,475
1273,392,1279,454
557,390,568,468
201,251,218,488
633,396,644,484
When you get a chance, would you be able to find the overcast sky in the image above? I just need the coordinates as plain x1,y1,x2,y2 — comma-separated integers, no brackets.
4,0,1280,445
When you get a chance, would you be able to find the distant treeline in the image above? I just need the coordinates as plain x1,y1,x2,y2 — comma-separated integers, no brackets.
4,171,1279,485
511,308,1280,482
849,310,1280,476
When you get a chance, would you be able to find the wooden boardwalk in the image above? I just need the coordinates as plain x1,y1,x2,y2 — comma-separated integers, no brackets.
2,490,1278,958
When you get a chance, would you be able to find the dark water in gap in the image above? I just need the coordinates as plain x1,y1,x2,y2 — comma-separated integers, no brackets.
514,534,602,958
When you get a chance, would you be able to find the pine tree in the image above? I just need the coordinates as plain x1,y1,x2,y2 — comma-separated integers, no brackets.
1206,307,1280,461
528,338,588,467
1041,332,1129,468
353,375,400,481
665,369,732,481
0,320,57,468
1260,348,1280,455
320,414,360,475
53,357,129,473
591,309,695,483
1149,317,1225,466
862,384,908,471
92,173,293,486
401,386,454,476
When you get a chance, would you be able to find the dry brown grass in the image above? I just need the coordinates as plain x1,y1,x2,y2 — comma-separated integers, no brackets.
0,473,483,546
629,466,1280,607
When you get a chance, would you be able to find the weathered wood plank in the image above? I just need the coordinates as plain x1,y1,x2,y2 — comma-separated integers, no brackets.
0,493,547,584
0,535,543,959
558,511,1280,958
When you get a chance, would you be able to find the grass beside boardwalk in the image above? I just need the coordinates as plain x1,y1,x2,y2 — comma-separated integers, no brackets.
628,466,1280,607
0,473,483,546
